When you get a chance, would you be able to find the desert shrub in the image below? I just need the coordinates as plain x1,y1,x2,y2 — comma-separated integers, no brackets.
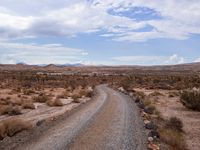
46,100,54,106
23,89,35,95
56,94,65,99
159,129,187,150
180,89,200,111
78,89,93,98
143,99,152,106
72,95,80,103
0,105,12,115
70,87,93,100
120,78,133,91
53,99,64,106
33,93,49,103
0,118,32,140
46,99,64,107
13,87,22,93
8,106,22,115
0,105,21,116
165,117,183,131
0,98,10,105
6,96,11,100
11,99,22,106
135,91,146,100
0,122,6,140
22,102,35,109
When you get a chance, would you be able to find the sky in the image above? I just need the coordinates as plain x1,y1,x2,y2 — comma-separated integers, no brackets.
0,0,200,66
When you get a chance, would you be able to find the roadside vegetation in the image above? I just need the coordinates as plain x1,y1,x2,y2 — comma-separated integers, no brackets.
0,70,95,140
0,118,32,140
116,81,189,150
180,89,200,111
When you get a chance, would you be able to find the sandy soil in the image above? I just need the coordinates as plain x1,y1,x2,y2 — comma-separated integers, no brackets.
135,88,200,150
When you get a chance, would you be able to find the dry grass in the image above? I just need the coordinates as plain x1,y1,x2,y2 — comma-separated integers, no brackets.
11,99,22,106
56,94,65,99
145,104,156,114
132,89,187,149
46,99,64,107
0,98,10,105
22,101,35,109
180,89,200,111
70,87,93,103
71,94,81,103
23,89,35,95
0,105,22,116
159,128,187,150
0,118,32,140
33,93,49,103
165,117,183,131
0,105,12,115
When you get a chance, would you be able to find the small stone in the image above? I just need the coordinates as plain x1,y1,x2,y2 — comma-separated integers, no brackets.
36,120,45,126
145,122,157,130
144,106,154,114
144,120,151,125
135,97,140,103
148,136,154,143
137,101,145,109
118,87,124,92
129,92,134,97
148,130,160,139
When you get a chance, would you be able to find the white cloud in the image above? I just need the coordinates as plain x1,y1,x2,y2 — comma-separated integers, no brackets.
0,0,199,41
112,54,185,65
0,42,87,64
165,54,185,64
194,57,200,63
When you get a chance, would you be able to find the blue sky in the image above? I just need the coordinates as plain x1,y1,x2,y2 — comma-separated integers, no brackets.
0,0,200,65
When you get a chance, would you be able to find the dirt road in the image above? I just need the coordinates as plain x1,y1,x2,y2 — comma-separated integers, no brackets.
1,85,147,150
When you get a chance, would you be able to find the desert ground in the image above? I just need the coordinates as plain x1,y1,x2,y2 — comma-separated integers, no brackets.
0,64,200,150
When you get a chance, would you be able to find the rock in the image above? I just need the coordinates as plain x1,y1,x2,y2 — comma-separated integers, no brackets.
145,122,157,130
135,97,140,103
144,106,154,114
118,87,124,92
36,120,45,126
87,86,93,92
129,92,134,97
148,130,160,139
137,101,145,109
148,143,160,150
144,119,151,125
141,111,149,118
123,91,128,95
148,136,154,143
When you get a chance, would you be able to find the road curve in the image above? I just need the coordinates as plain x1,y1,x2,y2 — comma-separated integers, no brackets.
9,85,147,150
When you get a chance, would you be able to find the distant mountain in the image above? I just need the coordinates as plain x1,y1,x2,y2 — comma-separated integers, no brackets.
37,63,84,67
140,62,200,72
60,63,84,67
0,62,200,72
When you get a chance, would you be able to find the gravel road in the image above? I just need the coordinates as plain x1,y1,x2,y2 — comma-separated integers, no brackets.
2,85,147,150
